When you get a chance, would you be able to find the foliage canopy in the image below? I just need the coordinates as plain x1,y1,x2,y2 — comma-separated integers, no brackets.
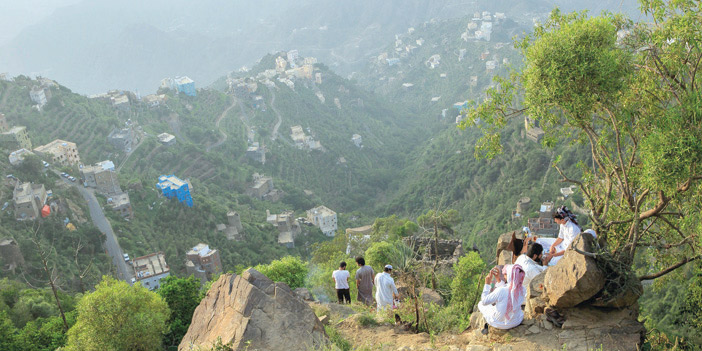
460,2,702,281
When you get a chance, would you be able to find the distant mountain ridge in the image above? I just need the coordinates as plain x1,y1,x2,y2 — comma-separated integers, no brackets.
0,0,640,95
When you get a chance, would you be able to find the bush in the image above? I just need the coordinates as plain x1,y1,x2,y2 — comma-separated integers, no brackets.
324,325,351,351
450,252,485,314
356,313,378,327
254,256,308,289
365,242,395,272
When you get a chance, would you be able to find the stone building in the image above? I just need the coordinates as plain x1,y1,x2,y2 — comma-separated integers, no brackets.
403,237,465,268
108,127,136,152
132,252,170,290
0,238,24,273
226,211,244,240
246,143,266,164
185,243,223,285
0,112,8,132
13,182,48,221
217,211,245,241
526,127,545,143
246,173,282,201
517,197,531,214
527,201,558,236
267,210,302,248
34,139,80,166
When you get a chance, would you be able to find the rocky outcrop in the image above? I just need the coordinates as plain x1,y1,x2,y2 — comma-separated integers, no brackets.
294,287,315,301
544,233,605,308
465,230,645,350
403,237,465,267
178,270,327,351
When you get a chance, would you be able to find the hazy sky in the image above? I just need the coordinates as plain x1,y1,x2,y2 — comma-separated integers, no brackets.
0,0,82,44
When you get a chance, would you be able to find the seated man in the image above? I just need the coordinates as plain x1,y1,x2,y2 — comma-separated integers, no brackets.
478,265,526,330
514,242,547,288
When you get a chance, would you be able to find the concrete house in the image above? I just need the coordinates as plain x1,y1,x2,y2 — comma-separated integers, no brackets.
30,86,50,107
157,133,176,146
13,182,48,221
156,175,193,207
80,161,121,194
34,139,80,166
0,126,32,150
108,192,133,218
175,76,196,97
8,149,34,166
306,205,337,236
132,252,170,290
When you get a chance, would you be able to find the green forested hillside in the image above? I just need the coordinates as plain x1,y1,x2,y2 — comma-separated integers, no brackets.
0,60,432,285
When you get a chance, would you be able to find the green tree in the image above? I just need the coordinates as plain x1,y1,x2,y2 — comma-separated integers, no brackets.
460,3,702,282
17,312,77,351
371,216,419,242
0,311,19,351
450,252,486,314
65,276,170,351
254,256,308,289
157,276,201,350
365,242,396,272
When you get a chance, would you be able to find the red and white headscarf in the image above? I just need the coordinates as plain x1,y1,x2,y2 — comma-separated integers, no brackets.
504,264,525,319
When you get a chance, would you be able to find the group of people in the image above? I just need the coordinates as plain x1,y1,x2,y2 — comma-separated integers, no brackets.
331,205,594,330
478,206,595,331
331,257,399,311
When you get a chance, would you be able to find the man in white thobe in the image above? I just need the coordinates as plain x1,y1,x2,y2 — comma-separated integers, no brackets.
374,265,398,311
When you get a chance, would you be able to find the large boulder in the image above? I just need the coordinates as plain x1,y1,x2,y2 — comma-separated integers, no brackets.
178,270,327,351
544,234,605,308
420,288,444,306
525,271,548,319
294,287,314,301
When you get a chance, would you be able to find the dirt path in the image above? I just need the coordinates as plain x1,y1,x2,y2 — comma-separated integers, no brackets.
117,136,144,172
269,88,282,141
541,151,556,189
206,98,237,152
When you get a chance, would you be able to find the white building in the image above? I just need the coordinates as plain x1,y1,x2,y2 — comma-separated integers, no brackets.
8,149,34,166
30,86,49,107
132,252,170,290
351,134,362,148
157,133,176,146
306,205,337,236
287,50,299,67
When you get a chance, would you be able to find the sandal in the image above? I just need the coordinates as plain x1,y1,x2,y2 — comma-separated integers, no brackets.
545,308,565,328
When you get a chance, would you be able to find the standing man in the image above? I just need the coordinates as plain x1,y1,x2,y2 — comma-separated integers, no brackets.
355,257,375,306
374,265,398,311
332,261,351,304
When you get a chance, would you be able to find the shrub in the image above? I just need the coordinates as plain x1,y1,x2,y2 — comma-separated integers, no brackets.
254,256,308,289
